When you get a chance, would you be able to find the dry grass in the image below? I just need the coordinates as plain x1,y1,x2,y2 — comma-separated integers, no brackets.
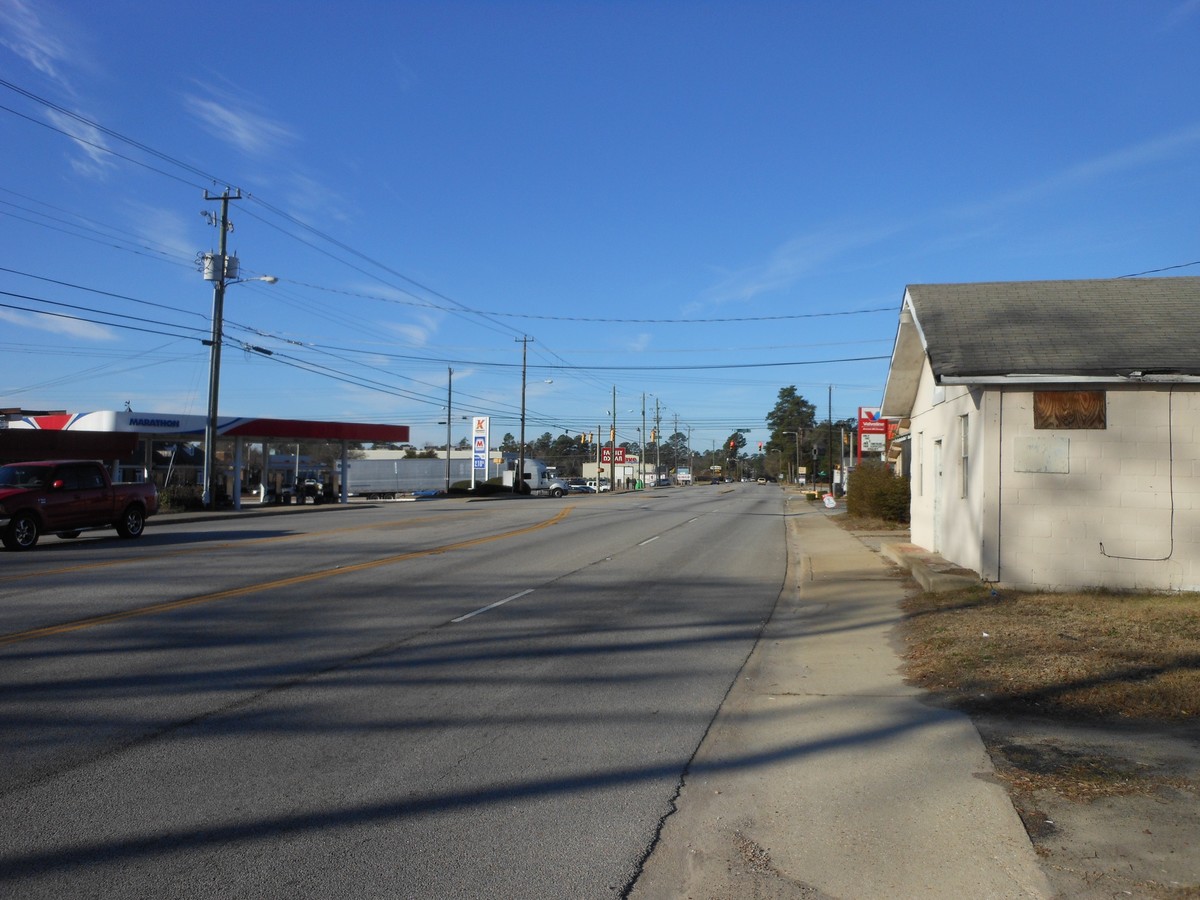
901,586,1200,721
988,738,1194,801
835,514,909,532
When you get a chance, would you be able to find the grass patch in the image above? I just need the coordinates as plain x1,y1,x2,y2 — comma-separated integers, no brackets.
835,514,909,532
901,586,1200,721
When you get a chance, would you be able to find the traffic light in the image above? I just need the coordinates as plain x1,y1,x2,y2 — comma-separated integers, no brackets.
729,440,736,449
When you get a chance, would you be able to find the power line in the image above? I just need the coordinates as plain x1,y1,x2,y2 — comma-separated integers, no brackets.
276,276,894,324
1118,260,1200,278
0,266,207,321
0,81,214,185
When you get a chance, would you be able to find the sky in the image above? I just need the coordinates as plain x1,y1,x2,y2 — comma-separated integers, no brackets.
1,0,1198,455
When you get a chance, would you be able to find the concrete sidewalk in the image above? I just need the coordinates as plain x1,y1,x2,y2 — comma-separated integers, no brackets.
631,507,1050,899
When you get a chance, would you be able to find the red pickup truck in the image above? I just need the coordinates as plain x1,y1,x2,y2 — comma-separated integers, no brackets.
0,459,159,551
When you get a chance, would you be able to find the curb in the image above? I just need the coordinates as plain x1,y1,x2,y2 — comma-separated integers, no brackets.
882,541,980,592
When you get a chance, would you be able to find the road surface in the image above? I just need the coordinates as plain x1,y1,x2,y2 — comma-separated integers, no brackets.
0,483,786,898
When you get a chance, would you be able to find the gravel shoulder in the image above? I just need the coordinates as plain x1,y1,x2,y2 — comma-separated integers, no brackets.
973,714,1200,899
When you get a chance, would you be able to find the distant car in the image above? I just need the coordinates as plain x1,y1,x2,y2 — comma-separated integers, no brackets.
567,483,596,493
655,478,672,487
710,476,721,485
757,477,767,484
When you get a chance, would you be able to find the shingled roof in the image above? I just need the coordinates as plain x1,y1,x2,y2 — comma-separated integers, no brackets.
910,276,1200,379
881,276,1200,417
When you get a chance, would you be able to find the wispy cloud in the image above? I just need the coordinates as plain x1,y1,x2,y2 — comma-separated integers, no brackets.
1162,0,1200,30
44,108,115,178
123,201,199,265
0,0,73,90
954,124,1200,220
0,1,117,177
624,332,652,352
699,222,904,308
0,307,117,341
183,80,297,158
280,170,355,226
383,311,441,347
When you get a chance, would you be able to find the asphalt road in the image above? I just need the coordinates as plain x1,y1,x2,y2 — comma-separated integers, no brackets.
0,483,787,898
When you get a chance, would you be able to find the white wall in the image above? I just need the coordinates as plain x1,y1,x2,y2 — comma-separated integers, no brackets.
905,364,988,576
996,386,1200,591
907,372,1200,591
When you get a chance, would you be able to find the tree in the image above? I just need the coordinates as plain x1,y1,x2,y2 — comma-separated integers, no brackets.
531,432,554,458
665,431,689,470
766,387,816,443
763,386,818,481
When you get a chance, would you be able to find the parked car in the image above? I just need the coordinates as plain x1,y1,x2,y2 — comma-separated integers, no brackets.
0,459,158,550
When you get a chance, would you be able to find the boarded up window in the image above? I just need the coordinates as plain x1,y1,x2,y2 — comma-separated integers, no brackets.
1034,391,1106,429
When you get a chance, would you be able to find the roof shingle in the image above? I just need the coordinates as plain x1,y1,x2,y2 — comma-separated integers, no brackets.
907,276,1200,379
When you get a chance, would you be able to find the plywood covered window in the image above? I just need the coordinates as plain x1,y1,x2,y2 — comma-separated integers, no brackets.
1034,391,1106,429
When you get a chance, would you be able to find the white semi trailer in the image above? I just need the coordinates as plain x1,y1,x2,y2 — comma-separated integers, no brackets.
337,458,474,499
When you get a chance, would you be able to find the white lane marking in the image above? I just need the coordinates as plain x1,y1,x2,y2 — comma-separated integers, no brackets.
639,536,660,546
452,588,535,623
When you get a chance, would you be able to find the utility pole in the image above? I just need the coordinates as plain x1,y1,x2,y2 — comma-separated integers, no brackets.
673,413,680,474
202,187,240,509
641,393,647,489
445,367,453,492
515,337,531,494
610,386,617,491
828,385,834,496
655,397,662,483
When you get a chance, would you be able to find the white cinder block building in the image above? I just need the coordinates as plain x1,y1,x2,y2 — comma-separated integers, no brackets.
881,276,1200,592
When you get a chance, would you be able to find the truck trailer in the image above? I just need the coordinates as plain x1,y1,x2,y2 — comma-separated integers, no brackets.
337,457,474,499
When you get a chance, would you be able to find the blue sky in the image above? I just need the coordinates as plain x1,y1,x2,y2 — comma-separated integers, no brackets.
1,0,1198,453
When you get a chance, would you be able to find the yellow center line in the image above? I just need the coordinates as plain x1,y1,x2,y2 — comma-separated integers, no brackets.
2,512,482,583
0,506,573,647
